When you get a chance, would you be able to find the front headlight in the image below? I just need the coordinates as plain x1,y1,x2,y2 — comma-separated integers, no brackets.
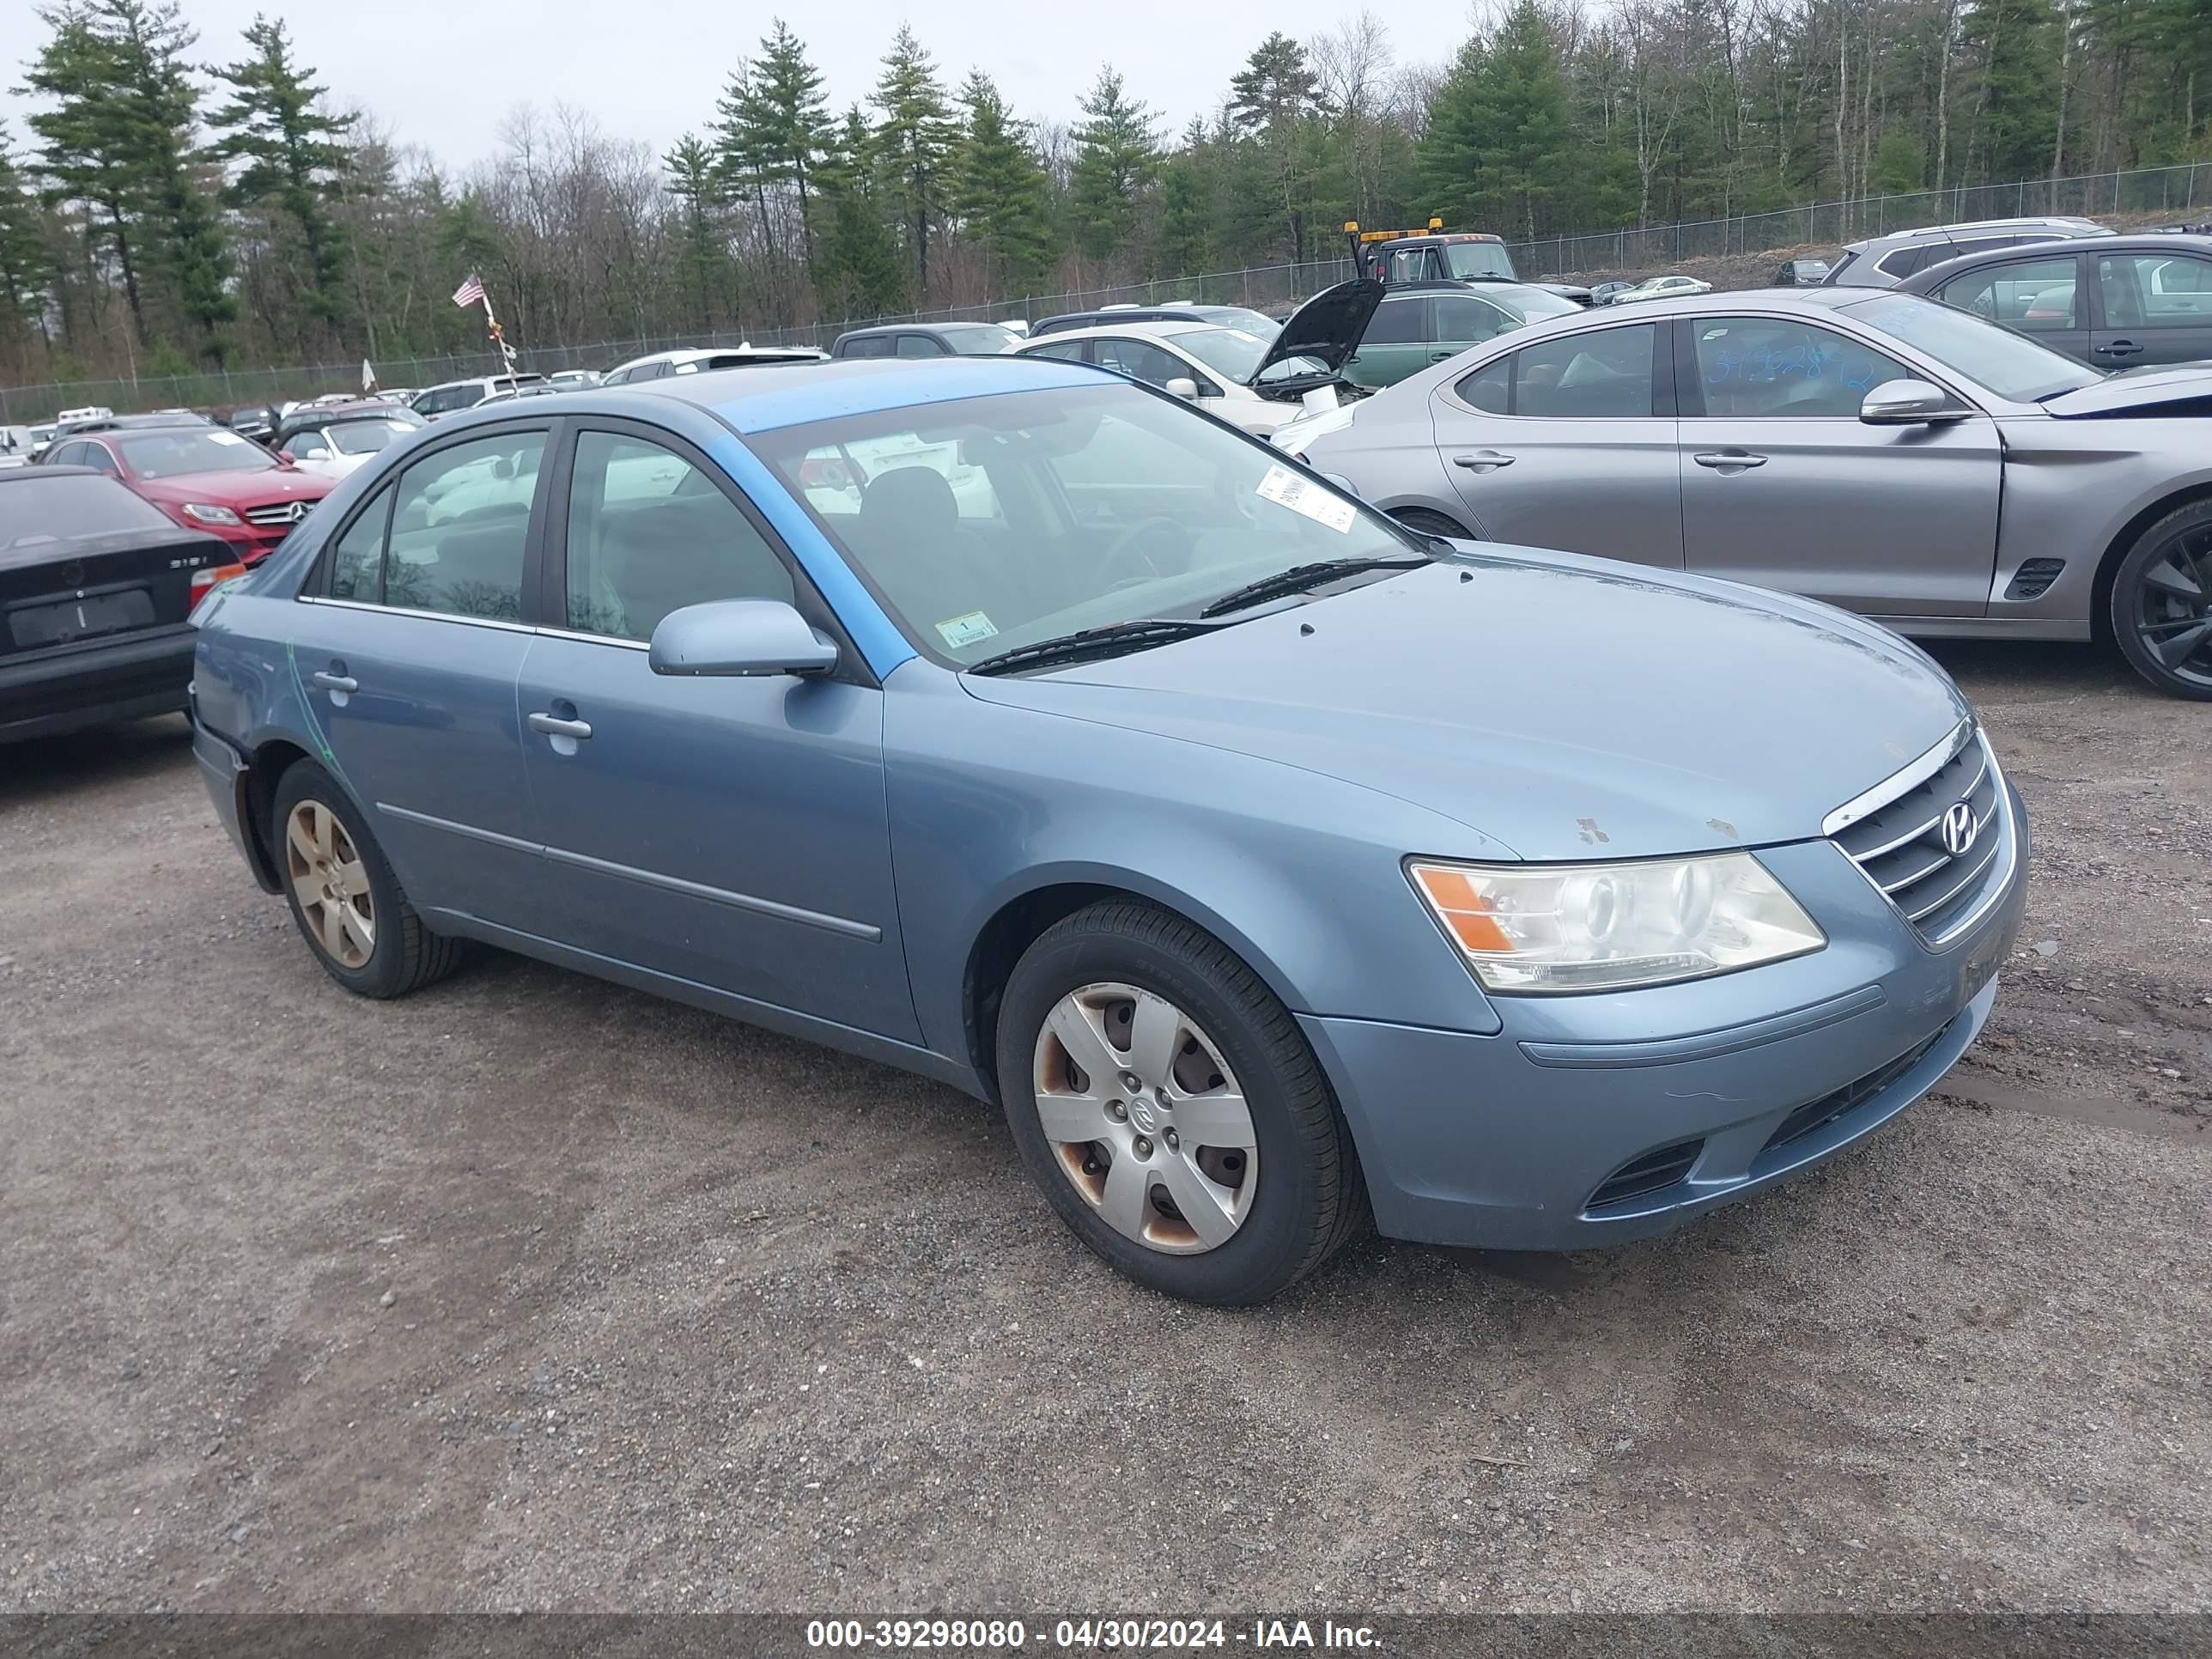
181,502,243,526
1407,853,1826,994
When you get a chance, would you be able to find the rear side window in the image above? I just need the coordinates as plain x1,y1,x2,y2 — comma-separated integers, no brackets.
1024,341,1090,362
842,336,894,358
1363,297,1427,344
379,432,547,621
1502,324,1661,418
896,334,942,358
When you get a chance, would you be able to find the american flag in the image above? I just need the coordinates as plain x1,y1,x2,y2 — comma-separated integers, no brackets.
452,275,485,308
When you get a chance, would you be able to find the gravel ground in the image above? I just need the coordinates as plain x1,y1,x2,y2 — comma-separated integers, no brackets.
0,638,2206,1616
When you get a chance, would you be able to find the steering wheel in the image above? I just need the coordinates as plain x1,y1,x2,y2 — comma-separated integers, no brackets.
1101,516,1195,585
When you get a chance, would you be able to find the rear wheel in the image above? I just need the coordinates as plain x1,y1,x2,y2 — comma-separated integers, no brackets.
996,900,1367,1305
2112,501,2212,699
271,760,463,997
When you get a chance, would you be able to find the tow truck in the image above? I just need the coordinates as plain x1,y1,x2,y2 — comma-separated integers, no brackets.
1344,220,1593,307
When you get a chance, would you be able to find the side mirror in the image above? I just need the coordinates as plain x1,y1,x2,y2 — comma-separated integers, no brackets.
277,448,296,463
1164,377,1200,401
649,599,838,678
1860,379,1969,425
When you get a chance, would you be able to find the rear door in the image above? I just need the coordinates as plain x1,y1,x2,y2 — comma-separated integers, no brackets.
1675,313,2002,618
289,422,556,931
1929,252,2091,362
2091,249,2212,367
1431,318,1685,568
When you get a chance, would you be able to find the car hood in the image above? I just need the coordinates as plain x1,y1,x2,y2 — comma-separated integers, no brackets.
963,550,1968,860
2039,362,2212,417
130,466,326,504
1251,279,1384,380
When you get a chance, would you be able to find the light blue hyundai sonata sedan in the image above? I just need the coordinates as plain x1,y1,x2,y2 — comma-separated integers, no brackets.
189,356,2028,1304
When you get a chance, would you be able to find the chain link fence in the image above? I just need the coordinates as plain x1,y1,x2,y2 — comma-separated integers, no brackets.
7,162,2207,424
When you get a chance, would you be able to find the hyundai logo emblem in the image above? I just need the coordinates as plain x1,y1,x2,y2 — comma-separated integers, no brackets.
1940,801,1978,858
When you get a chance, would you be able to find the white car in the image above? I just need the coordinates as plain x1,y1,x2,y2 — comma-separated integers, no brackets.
1612,275,1715,304
599,345,827,385
548,369,602,389
410,374,548,419
1006,283,1376,438
272,404,428,480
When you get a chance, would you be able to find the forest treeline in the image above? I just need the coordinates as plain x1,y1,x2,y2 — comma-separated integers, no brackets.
3,0,2209,386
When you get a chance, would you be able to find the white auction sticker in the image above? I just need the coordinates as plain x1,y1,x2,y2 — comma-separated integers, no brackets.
208,430,248,445
1255,464,1356,533
935,610,999,648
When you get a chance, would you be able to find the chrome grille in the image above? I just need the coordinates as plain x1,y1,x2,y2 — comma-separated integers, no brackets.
1829,726,2008,944
242,501,309,528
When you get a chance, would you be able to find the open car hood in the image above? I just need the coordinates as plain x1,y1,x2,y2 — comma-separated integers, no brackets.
1249,280,1384,381
2039,363,2212,418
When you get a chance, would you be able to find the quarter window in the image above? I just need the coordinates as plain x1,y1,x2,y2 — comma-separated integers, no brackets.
562,432,793,641
1936,258,2080,331
1689,317,1910,418
380,431,545,621
1455,357,1510,413
327,483,395,601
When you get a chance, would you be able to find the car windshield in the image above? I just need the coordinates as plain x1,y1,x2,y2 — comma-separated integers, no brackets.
940,324,1018,355
328,418,419,456
2,474,173,550
1172,327,1326,386
754,382,1419,665
1195,306,1281,337
1443,243,1516,280
1850,292,2101,402
115,429,276,478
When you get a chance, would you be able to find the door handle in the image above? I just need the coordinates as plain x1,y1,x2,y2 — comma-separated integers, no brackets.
1692,451,1768,471
2094,339,2144,357
527,712,593,740
1451,450,1516,471
1428,350,1454,361
310,671,358,693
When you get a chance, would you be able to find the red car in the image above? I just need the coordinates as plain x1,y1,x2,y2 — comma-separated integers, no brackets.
39,422,331,565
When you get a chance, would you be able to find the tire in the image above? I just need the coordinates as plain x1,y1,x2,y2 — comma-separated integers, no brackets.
2110,501,2212,700
995,899,1368,1305
1391,506,1474,543
270,759,464,998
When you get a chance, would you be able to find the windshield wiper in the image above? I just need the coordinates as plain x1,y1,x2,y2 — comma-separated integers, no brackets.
965,617,1227,677
1199,554,1431,618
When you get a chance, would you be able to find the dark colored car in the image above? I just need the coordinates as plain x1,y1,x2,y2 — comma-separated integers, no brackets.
829,322,1022,359
223,405,276,444
40,422,334,565
1,466,244,742
1897,233,2212,368
1773,258,1832,286
1030,305,1280,339
1341,279,1583,388
1589,280,1640,307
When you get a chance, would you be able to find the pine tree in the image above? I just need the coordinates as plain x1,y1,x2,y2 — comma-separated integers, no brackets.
25,3,153,343
816,108,905,319
744,21,834,277
950,74,1054,296
1961,0,2059,179
0,126,52,349
207,17,356,337
1068,65,1160,265
1228,31,1321,261
1154,131,1213,276
1419,2,1577,240
869,26,958,300
663,133,726,330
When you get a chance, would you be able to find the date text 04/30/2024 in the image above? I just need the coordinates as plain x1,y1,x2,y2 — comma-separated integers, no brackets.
805,1619,1383,1650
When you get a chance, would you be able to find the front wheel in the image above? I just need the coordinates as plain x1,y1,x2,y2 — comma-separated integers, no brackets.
1391,506,1474,544
995,901,1367,1305
2111,501,2212,699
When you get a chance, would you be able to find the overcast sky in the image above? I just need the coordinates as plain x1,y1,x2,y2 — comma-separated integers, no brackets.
4,1,1473,174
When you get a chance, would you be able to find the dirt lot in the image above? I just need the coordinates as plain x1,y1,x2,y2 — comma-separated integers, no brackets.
1,639,2207,1616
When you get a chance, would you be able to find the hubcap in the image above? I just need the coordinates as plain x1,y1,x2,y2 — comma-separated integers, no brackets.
1031,982,1257,1255
284,800,375,969
2133,528,2212,689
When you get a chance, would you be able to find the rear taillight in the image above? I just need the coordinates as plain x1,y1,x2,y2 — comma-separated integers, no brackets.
189,562,247,621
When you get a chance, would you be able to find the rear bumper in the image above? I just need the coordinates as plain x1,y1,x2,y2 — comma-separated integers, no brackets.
191,708,281,894
0,627,197,743
1304,786,2030,1251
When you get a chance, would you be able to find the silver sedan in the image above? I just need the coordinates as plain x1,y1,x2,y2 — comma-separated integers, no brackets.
1283,288,2212,698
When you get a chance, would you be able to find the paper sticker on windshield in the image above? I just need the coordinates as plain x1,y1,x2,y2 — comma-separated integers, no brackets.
936,610,999,648
208,430,247,446
1255,464,1356,533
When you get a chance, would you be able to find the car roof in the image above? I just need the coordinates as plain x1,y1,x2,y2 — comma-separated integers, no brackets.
835,321,1007,341
1018,319,1221,344
3,462,103,481
605,354,1106,434
1843,216,2110,252
1899,233,2212,287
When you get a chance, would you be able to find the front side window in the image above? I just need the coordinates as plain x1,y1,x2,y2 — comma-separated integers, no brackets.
1690,317,1909,417
563,432,793,641
381,431,546,620
752,382,1419,666
114,429,274,478
1937,257,2080,331
82,443,121,476
1512,324,1659,418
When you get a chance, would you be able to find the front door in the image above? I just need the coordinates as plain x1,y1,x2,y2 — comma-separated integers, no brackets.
1675,313,2002,619
1431,318,1685,568
2091,249,2212,368
289,427,554,928
515,423,920,1042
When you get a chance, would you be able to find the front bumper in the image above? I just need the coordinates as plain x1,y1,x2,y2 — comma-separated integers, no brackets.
1304,784,2029,1251
0,626,197,743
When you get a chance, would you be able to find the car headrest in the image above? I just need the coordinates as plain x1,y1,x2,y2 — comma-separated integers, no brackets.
860,465,957,539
